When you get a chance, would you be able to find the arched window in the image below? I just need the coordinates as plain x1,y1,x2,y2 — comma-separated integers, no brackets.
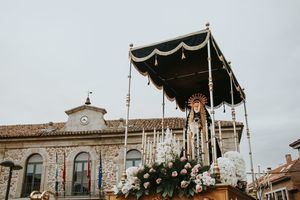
73,152,90,195
22,154,43,197
126,150,141,168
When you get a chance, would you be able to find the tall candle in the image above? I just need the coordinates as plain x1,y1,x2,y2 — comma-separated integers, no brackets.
182,128,186,156
218,121,223,155
176,137,180,156
147,137,151,164
191,134,195,160
205,122,210,164
144,132,148,163
196,127,200,162
141,128,145,164
187,132,190,160
153,129,156,161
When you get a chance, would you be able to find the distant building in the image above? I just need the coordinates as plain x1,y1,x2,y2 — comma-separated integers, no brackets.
0,98,243,200
290,139,300,157
249,153,300,200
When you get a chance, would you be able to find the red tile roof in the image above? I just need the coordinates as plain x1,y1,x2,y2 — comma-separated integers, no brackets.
0,118,242,139
249,158,299,188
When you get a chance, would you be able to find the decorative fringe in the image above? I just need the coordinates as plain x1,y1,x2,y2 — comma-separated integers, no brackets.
181,48,186,59
155,54,158,66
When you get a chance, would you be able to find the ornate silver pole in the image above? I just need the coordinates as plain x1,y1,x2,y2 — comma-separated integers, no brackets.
243,99,255,191
122,43,133,182
206,23,220,182
229,68,238,152
206,23,216,162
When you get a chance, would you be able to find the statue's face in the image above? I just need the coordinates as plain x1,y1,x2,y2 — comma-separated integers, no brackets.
192,101,201,113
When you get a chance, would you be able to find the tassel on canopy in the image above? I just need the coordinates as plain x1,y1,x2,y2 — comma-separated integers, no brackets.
181,47,186,59
155,54,158,66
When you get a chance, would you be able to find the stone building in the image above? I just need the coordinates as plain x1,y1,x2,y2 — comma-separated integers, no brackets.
247,139,300,200
290,139,300,157
249,154,300,200
0,99,243,200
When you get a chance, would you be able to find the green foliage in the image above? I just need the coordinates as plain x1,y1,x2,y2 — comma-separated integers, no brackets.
125,157,212,199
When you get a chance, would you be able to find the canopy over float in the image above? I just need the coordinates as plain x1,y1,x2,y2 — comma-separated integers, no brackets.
129,27,245,110
122,24,255,190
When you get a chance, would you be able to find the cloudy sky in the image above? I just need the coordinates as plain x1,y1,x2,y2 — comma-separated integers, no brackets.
0,0,299,176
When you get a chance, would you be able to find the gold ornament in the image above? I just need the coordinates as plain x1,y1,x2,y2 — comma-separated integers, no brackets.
188,93,208,108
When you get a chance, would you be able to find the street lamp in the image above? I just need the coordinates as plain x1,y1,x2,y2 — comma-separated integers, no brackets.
0,160,23,200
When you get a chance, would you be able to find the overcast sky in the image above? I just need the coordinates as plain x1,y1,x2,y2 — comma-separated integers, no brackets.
0,0,299,176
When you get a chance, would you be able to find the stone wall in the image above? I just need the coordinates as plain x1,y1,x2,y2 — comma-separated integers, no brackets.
0,143,131,199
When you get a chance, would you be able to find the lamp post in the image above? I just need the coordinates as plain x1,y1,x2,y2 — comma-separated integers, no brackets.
0,160,23,200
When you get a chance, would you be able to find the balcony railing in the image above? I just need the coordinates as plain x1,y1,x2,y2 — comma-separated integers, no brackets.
39,180,105,197
22,181,41,197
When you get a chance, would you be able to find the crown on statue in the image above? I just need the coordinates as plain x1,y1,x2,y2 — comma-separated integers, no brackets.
188,93,208,107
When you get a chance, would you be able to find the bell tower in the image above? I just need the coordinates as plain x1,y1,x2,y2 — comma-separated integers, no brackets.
62,96,107,132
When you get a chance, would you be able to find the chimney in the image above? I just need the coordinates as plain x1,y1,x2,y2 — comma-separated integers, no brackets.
285,154,292,164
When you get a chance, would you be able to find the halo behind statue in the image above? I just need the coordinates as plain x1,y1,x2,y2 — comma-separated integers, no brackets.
188,93,208,108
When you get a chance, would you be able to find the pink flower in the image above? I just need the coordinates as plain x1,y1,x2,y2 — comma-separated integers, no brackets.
184,163,192,169
180,157,187,162
192,167,199,173
194,164,201,169
180,169,187,175
143,182,150,189
196,184,203,193
168,162,174,168
206,179,211,185
180,180,189,188
149,168,156,173
156,178,162,184
190,171,197,178
171,171,178,177
203,171,210,176
196,174,202,180
143,173,150,179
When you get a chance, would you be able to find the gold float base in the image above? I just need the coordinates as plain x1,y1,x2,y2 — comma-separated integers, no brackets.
107,184,255,200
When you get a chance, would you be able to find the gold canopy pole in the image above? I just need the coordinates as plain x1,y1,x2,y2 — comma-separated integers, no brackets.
206,23,220,182
122,43,134,182
229,64,238,152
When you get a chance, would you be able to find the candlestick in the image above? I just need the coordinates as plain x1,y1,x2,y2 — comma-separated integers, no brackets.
187,132,190,160
205,122,210,165
153,129,156,161
182,128,186,157
141,128,145,164
218,121,223,155
196,126,200,163
191,133,195,160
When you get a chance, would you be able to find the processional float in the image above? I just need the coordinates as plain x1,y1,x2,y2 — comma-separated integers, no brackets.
119,23,256,199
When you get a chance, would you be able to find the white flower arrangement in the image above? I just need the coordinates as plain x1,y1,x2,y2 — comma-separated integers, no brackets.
113,167,141,196
216,157,238,186
156,128,180,164
113,128,216,199
224,151,247,182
